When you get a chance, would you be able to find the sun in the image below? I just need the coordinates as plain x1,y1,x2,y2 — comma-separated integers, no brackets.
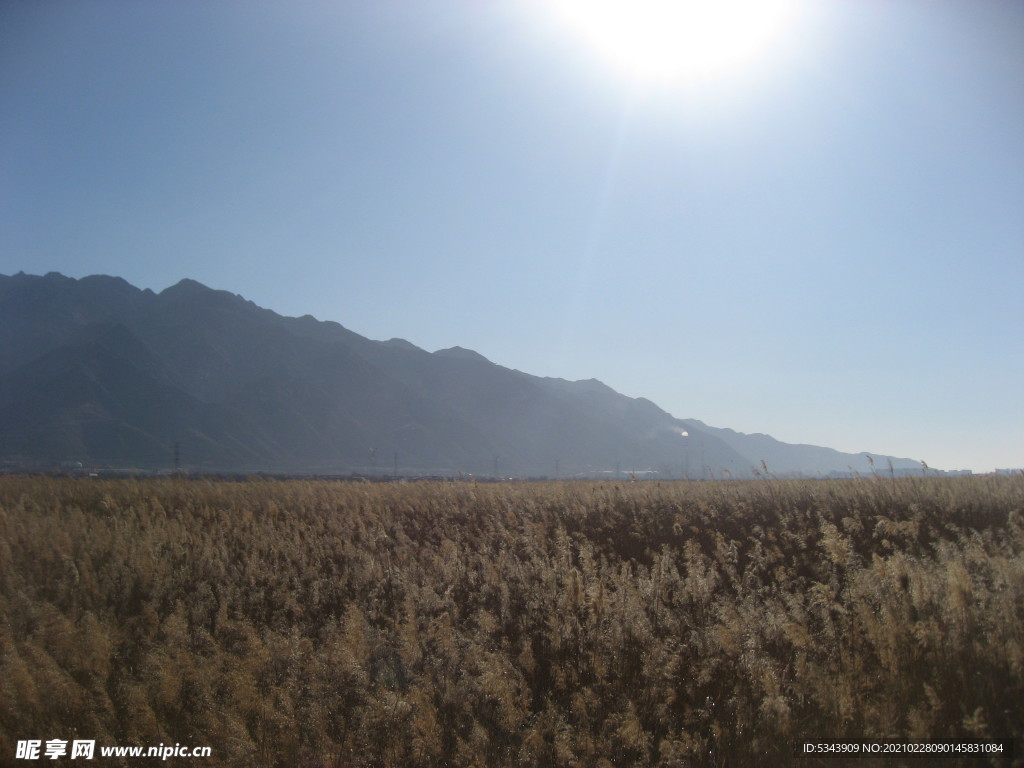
552,0,801,84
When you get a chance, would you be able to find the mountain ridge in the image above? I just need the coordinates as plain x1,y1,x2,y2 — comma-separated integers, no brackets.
0,272,926,477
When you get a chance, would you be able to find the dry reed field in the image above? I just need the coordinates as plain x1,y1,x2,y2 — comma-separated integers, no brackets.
1,474,1021,767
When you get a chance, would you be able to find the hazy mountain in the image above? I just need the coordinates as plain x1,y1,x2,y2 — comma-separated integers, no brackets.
682,420,920,477
0,272,923,477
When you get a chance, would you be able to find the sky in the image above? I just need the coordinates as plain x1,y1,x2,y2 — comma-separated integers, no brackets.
2,1,1022,472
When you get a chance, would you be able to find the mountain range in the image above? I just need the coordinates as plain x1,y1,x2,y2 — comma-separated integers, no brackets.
0,272,924,478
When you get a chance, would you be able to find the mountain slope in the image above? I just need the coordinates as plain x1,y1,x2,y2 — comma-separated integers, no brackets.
0,272,922,476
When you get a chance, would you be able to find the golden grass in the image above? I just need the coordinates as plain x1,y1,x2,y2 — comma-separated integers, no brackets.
0,474,1021,766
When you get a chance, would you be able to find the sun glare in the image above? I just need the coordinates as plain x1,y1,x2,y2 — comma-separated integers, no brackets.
553,0,801,84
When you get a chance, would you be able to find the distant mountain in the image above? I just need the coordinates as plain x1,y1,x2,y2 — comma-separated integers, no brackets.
0,272,924,477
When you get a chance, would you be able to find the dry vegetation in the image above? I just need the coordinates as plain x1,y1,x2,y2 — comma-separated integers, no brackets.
1,474,1022,766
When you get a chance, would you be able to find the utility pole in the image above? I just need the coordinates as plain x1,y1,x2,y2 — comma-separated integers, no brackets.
173,442,180,472
393,451,398,479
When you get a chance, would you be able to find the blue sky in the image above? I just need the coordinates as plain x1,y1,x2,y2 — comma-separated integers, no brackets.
2,1,1022,472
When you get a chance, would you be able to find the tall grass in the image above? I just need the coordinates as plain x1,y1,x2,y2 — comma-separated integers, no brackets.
0,474,1021,766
